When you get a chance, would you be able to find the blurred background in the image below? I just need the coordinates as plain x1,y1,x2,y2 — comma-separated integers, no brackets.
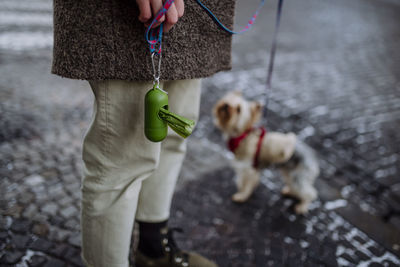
0,0,400,266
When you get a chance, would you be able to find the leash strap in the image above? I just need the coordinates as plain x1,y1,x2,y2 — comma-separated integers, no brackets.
147,24,163,55
145,0,175,55
194,0,265,34
266,0,284,89
263,0,284,119
146,0,266,55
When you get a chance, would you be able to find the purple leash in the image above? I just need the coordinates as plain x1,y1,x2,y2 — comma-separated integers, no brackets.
263,0,284,120
266,0,284,90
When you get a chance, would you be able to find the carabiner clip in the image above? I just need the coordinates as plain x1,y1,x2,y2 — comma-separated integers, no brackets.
151,52,162,87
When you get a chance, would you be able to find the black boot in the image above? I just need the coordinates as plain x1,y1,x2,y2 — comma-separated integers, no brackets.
135,221,217,267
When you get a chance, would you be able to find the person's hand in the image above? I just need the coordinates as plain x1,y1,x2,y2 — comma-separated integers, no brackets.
136,0,184,32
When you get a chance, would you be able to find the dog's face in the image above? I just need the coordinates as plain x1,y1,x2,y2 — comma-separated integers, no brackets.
213,91,262,136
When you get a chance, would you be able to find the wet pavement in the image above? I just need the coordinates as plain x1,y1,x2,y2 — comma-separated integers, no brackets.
1,0,400,266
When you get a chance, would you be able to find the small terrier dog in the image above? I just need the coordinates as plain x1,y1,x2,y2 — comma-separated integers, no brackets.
213,91,319,214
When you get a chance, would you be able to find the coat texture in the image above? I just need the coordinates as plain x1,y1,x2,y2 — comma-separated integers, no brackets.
52,0,236,81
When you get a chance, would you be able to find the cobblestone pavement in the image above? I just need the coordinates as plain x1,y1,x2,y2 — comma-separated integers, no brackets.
1,0,400,266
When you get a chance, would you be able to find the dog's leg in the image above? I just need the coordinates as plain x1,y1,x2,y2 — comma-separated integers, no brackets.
281,185,291,195
294,185,317,214
232,168,260,202
295,200,311,215
280,170,294,197
281,167,318,214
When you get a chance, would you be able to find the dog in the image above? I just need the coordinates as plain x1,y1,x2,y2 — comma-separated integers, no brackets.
212,91,319,214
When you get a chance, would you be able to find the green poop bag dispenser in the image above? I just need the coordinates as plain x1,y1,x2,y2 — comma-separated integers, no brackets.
145,84,195,142
145,85,169,142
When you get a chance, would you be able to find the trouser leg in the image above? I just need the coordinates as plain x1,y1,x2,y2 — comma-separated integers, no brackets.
80,80,161,267
135,79,202,222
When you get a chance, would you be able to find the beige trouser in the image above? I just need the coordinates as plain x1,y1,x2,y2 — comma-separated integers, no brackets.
80,79,201,267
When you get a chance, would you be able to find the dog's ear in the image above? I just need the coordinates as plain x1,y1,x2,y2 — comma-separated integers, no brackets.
250,101,263,124
253,101,262,111
215,102,232,126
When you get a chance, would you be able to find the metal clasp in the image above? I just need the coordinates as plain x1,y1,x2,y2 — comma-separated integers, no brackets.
151,52,162,88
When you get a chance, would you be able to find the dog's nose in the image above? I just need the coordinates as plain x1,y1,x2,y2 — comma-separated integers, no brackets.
221,103,229,112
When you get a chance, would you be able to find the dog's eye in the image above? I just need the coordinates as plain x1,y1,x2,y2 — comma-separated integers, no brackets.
218,103,229,114
237,106,241,114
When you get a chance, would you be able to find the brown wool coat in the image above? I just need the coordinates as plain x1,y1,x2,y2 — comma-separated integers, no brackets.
52,0,236,81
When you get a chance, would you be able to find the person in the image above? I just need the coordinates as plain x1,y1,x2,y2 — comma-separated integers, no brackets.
52,0,235,266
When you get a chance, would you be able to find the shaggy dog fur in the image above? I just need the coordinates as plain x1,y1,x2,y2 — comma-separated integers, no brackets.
213,91,319,214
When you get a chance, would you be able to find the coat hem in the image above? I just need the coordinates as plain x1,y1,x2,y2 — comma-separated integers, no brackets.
50,65,232,82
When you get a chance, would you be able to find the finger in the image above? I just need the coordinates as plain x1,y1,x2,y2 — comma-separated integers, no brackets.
166,3,178,24
175,0,184,18
164,3,178,32
150,0,165,23
136,0,152,23
164,22,173,32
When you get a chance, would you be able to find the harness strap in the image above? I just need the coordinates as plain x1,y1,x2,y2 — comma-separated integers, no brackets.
253,127,266,168
227,127,267,168
227,128,252,152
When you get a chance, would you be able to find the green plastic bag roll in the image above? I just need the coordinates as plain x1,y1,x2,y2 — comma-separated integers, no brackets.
158,107,195,139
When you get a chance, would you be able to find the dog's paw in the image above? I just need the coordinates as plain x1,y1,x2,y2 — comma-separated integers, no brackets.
295,203,309,214
281,186,291,196
232,193,248,203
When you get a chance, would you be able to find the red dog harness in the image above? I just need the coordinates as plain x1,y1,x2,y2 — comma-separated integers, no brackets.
227,127,266,168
